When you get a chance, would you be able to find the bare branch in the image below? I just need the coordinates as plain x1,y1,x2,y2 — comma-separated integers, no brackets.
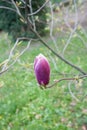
0,6,17,12
0,38,31,76
11,0,23,17
28,0,50,16
63,0,78,54
26,1,86,75
49,1,59,51
1,0,87,76
32,30,87,75
47,74,87,89
68,81,80,102
29,0,36,31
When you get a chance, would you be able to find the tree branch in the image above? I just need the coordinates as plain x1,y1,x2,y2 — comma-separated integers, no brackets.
28,0,50,16
32,30,87,75
0,6,17,12
1,0,87,76
47,74,87,89
24,1,87,75
0,38,31,76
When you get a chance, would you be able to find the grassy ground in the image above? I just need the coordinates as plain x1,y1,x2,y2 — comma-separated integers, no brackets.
0,32,87,130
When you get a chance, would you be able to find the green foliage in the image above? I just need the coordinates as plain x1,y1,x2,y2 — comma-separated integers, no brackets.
0,0,47,41
51,0,61,3
51,0,69,4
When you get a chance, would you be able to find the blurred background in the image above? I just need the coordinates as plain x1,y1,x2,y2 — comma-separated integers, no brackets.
0,0,87,130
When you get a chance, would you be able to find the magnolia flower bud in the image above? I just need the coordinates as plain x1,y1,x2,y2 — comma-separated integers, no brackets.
34,54,50,87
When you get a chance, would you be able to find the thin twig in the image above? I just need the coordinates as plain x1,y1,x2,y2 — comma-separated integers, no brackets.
68,81,80,102
11,0,23,17
0,38,31,76
29,0,36,31
1,0,87,76
24,2,87,75
63,0,78,54
49,1,59,51
28,0,50,16
0,6,17,12
47,74,87,88
33,30,87,75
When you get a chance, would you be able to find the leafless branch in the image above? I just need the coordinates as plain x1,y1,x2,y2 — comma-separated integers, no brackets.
29,0,36,31
28,0,50,16
0,38,31,76
47,74,87,89
32,30,87,75
0,6,17,12
0,0,87,76
11,0,22,17
49,1,59,51
63,0,78,54
68,81,80,102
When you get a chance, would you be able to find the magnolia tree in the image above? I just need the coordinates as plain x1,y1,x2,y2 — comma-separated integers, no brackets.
0,0,87,101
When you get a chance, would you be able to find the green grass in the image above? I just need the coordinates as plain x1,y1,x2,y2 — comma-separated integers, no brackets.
0,32,87,130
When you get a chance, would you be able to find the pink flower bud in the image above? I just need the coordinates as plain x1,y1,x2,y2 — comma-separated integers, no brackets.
34,54,50,87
